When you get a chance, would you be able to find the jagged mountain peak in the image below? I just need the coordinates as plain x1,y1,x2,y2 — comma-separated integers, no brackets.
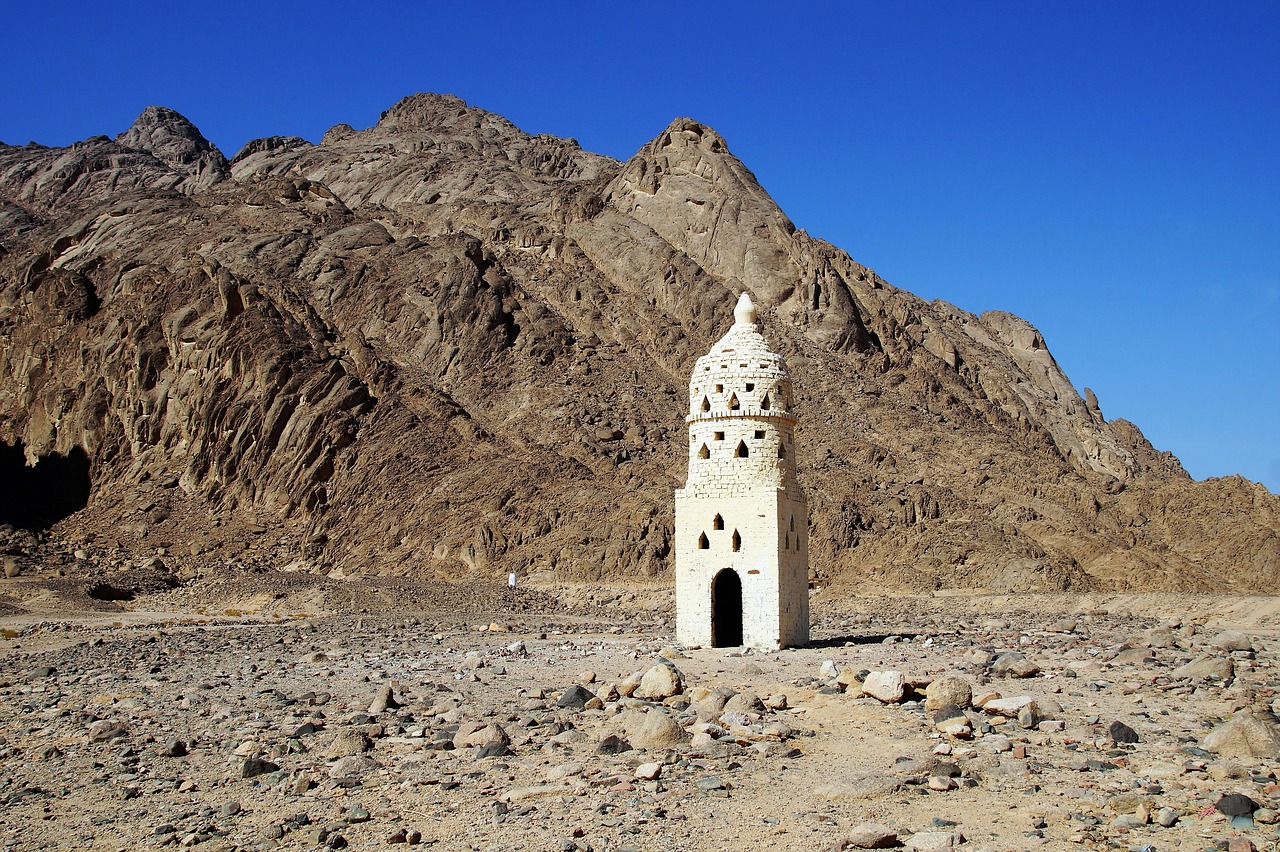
0,94,1275,595
114,105,228,187
646,117,733,156
374,92,519,137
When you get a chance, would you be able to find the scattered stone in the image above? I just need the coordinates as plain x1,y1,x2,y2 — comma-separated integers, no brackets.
1211,630,1254,652
904,830,959,850
723,690,765,715
1203,711,1280,758
861,671,906,703
931,704,972,738
558,684,595,709
87,719,128,743
630,709,690,750
634,762,662,780
846,822,897,848
326,728,374,757
924,675,971,711
1216,793,1257,816
454,722,510,751
991,652,1040,678
634,663,683,700
241,757,279,778
1108,720,1139,744
1172,655,1235,682
329,756,378,780
367,684,400,714
982,695,1034,717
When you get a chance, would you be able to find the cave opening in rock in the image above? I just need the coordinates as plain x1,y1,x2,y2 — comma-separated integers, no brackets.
0,440,91,531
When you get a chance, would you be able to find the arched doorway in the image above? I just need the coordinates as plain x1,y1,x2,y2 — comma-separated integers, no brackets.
711,569,743,647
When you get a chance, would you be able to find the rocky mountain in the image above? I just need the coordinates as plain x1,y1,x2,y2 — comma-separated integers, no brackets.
1,93,1276,592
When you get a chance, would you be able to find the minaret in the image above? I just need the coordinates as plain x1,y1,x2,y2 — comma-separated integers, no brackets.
674,292,810,649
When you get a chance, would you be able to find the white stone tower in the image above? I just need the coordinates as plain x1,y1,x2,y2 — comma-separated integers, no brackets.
675,292,809,649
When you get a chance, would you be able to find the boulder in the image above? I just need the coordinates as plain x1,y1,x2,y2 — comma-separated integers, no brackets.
634,663,683,700
722,690,765,715
860,671,906,703
982,695,1034,718
847,823,898,848
1211,630,1254,652
630,709,690,749
1172,655,1234,683
991,652,1040,678
453,722,510,751
931,704,972,738
557,684,595,709
325,728,373,758
924,675,972,711
1203,711,1280,759
329,755,378,780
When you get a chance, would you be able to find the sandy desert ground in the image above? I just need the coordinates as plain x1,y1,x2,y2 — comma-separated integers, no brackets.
3,568,1280,852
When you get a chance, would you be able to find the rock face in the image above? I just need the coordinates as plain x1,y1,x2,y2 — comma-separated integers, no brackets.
0,92,1277,591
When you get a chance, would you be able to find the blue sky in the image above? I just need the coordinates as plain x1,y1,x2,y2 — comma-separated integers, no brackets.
3,1,1276,492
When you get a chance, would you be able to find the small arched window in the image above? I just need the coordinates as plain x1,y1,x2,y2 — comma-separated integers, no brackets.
735,441,749,458
728,393,740,411
761,393,771,410
712,513,724,530
698,532,709,550
732,530,741,552
700,396,710,412
697,444,710,459
790,515,795,532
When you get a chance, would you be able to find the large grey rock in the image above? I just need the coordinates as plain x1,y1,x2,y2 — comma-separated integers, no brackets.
1211,630,1254,652
329,755,378,779
325,728,373,758
634,663,683,700
982,695,1034,717
1172,655,1235,682
924,675,972,711
453,722,510,751
630,709,690,750
847,823,898,848
991,652,1040,678
861,671,906,703
813,775,904,801
722,690,765,715
1203,711,1280,759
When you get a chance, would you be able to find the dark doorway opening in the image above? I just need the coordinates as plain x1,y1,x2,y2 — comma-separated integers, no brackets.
0,440,91,531
711,568,743,647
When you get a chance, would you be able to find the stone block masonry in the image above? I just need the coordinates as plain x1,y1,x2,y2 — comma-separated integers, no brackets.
674,293,809,650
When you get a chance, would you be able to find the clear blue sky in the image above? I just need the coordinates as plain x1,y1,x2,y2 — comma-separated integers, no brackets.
3,1,1276,492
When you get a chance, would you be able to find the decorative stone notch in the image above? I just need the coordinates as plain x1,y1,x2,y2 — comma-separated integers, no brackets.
674,292,810,649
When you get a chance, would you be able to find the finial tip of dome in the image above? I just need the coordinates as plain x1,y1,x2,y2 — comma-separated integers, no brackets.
734,292,756,325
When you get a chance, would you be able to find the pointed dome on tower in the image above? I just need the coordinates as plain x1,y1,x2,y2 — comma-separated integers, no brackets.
734,292,757,326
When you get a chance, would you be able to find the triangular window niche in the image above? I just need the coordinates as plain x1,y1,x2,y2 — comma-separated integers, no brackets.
728,393,740,410
698,532,709,550
732,530,741,552
698,444,710,459
735,441,749,458
712,513,724,530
